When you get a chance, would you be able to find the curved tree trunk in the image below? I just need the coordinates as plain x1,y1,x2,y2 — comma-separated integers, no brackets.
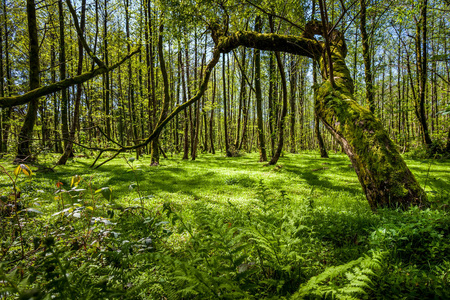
150,24,170,165
211,21,427,210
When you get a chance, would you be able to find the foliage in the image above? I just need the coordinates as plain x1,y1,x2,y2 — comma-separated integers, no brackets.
0,154,449,299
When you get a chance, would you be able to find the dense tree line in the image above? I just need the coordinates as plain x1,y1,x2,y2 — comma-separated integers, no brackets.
0,0,448,206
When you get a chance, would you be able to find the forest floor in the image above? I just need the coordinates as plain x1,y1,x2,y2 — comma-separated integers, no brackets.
0,152,449,299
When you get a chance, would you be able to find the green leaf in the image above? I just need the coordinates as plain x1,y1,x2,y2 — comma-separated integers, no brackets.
98,187,112,201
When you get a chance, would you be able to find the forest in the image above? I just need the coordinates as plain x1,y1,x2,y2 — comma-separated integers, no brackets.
0,0,449,298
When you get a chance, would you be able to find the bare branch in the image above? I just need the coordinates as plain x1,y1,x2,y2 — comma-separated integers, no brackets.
0,48,140,108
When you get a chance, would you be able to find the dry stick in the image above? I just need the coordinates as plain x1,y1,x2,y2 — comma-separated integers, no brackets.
90,48,222,168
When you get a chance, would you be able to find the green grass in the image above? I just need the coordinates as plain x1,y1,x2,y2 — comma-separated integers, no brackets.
0,151,449,299
3,151,447,212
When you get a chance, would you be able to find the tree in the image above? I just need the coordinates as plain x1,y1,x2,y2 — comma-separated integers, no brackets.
15,0,40,163
254,16,267,162
210,20,427,210
58,0,87,165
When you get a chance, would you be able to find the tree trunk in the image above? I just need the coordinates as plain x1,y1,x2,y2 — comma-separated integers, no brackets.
150,24,170,165
103,0,111,138
210,69,216,154
268,51,287,165
289,58,297,153
415,0,433,148
313,57,329,158
15,0,40,163
58,0,86,165
222,53,232,157
360,0,375,113
211,20,428,210
253,16,267,162
58,0,69,151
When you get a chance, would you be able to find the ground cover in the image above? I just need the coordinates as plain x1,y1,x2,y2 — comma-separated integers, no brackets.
0,152,449,299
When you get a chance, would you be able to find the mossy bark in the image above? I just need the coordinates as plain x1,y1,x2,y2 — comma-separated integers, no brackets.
212,21,427,211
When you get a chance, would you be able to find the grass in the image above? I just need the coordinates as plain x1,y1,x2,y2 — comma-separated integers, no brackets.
3,150,447,212
0,151,449,299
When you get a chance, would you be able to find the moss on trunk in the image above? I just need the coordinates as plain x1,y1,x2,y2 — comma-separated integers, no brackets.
213,21,428,211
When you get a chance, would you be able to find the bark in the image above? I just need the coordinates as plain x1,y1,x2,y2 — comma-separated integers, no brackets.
360,0,375,113
0,3,11,153
289,58,297,153
181,45,189,160
234,48,246,148
103,0,111,137
222,53,232,157
415,0,432,148
150,25,171,165
59,0,69,150
58,0,86,165
211,21,427,210
313,56,329,158
15,0,40,163
253,17,267,162
0,49,139,109
268,51,288,165
210,69,216,154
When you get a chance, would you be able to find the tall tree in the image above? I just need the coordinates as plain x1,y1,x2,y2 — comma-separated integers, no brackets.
360,0,375,113
254,16,267,162
222,52,232,157
210,19,427,210
268,51,288,165
59,0,69,150
289,58,298,153
15,0,40,162
415,0,433,148
58,0,86,165
150,24,170,165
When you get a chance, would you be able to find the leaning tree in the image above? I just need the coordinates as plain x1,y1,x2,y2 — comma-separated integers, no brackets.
0,0,428,211
208,20,427,211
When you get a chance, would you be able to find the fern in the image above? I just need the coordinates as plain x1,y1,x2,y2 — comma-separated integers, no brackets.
292,251,387,300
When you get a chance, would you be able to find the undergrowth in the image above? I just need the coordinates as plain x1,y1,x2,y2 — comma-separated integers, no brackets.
0,154,449,299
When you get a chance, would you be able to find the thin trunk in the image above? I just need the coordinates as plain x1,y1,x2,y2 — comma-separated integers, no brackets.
254,16,267,162
1,0,10,152
360,0,375,113
58,0,86,165
210,69,216,154
416,0,432,147
223,53,231,157
181,46,189,160
268,52,288,165
103,0,111,137
59,0,69,150
289,58,297,153
151,25,170,165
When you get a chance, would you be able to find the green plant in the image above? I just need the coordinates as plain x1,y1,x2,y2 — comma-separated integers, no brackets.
293,251,386,300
